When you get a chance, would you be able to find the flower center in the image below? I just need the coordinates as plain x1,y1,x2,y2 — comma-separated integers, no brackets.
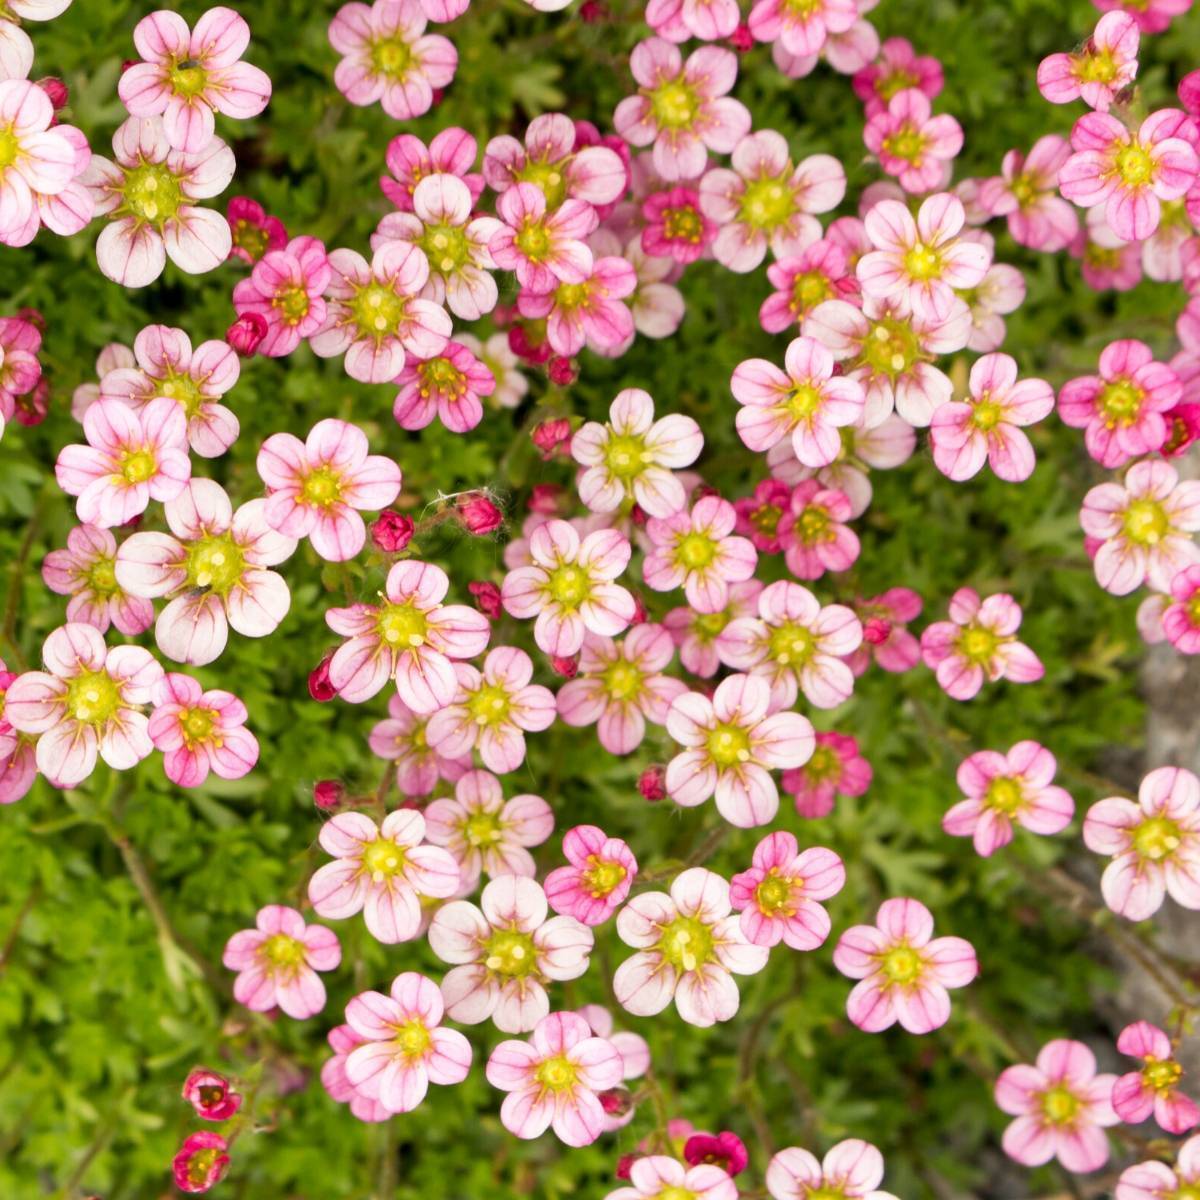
788,384,824,421
749,502,783,536
985,776,1024,816
1098,378,1145,425
548,564,589,609
484,929,537,977
904,242,943,280
1132,815,1182,862
649,80,699,129
769,621,815,666
233,219,270,260
794,504,832,545
464,810,503,848
662,203,704,242
351,283,405,340
362,837,407,878
119,448,158,484
299,464,344,508
122,162,184,225
958,624,999,664
1122,499,1169,545
582,855,627,897
420,223,472,275
1040,1084,1080,1126
186,533,245,595
804,1189,849,1200
516,159,568,210
707,722,751,767
880,945,924,986
603,660,643,701
604,432,649,479
1077,48,1118,84
1010,173,1039,208
882,123,926,164
65,669,121,725
515,220,553,262
676,532,717,570
1114,143,1154,188
260,933,305,971
370,35,413,78
275,285,312,324
180,706,218,748
553,280,592,312
168,60,208,96
87,557,119,596
468,683,511,726
392,1017,432,1060
659,1190,699,1200
755,871,795,916
693,610,729,641
185,1148,223,1188
658,914,714,972
377,600,429,649
535,1054,579,1093
791,270,833,316
1143,1057,1183,1093
740,177,795,231
862,317,920,376
157,367,207,419
970,399,1004,432
197,1084,226,1108
0,126,19,170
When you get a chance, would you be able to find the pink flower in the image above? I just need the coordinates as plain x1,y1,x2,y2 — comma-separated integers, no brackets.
745,0,857,57
182,1069,241,1122
226,195,286,263
1060,109,1199,243
943,742,1074,857
368,692,470,795
231,235,331,357
221,904,341,1018
608,1156,737,1200
663,578,763,678
1037,12,1139,112
328,0,456,120
1080,459,1200,595
381,127,483,213
863,88,963,195
613,39,750,182
1071,206,1143,291
425,769,554,890
1164,564,1200,653
99,323,241,458
487,1010,623,1146
623,234,686,343
308,808,460,943
41,524,154,636
644,0,741,42
734,478,793,553
55,397,189,528
82,114,234,288
641,185,716,263
115,477,296,666
781,730,872,817
684,1131,748,1176
920,587,1044,701
517,254,638,357
717,579,861,709
1083,766,1200,921
341,971,472,1114
545,825,638,926
428,875,593,1032
614,866,768,1026
699,131,846,271
1117,1136,1200,1200
778,481,861,581
979,136,1079,252
1092,0,1192,34
321,1024,390,1122
148,672,257,787
665,672,815,827
767,1139,900,1200
833,897,977,1034
1113,1020,1199,1134
0,79,79,239
845,587,923,675
0,662,37,805
0,315,42,422
488,181,596,292
172,1131,229,1194
853,37,943,117
118,7,271,153
425,646,556,774
729,831,844,950
758,239,860,332
310,243,451,383
501,520,636,656
931,352,1055,482
995,1040,1119,1172
571,387,703,519
392,340,495,433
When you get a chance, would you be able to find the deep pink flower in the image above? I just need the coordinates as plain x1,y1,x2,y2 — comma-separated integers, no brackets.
1164,564,1200,653
853,37,944,117
231,235,331,357
182,1069,241,1122
641,185,715,264
684,1132,748,1177
41,524,154,636
845,587,922,675
733,478,792,553
980,136,1080,252
758,239,860,333
0,316,43,423
1113,1020,1199,1134
488,181,596,292
368,692,470,796
226,195,285,263
148,672,257,787
1037,12,1139,112
545,825,638,926
225,311,267,356
778,480,861,581
516,254,638,358
610,1156,737,1200
782,730,872,817
392,340,495,434
381,127,483,213
172,1131,229,1194
221,904,341,1018
863,88,963,194
767,1139,899,1200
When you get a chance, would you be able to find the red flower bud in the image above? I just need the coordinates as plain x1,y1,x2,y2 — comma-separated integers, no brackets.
580,0,608,20
638,765,666,801
547,355,577,386
729,23,754,51
37,77,68,110
629,503,648,528
467,580,503,620
615,1154,637,1180
313,780,344,810
531,417,572,459
550,654,579,679
862,616,892,645
508,322,551,364
226,312,268,357
599,1087,633,1116
684,1131,749,1176
629,590,648,624
308,656,337,702
457,493,503,535
371,510,414,553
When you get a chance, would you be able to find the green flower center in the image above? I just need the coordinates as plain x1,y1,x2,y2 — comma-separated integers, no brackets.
882,124,926,164
1011,174,1039,208
517,159,568,210
548,564,589,609
1077,48,1118,84
180,706,217,747
299,464,343,508
805,744,839,782
1098,379,1144,425
377,600,429,650
122,162,184,225
274,285,311,325
87,557,119,596
464,811,503,848
515,222,553,262
740,177,795,231
351,283,405,341
362,837,407,878
554,280,591,312
260,933,305,971
1084,242,1121,270
971,399,1004,432
1143,1057,1182,1093
985,776,1024,816
749,502,783,536
788,384,824,420
769,621,815,667
1132,816,1182,862
603,660,643,701
794,505,832,545
878,68,918,102
370,35,412,79
484,929,537,977
119,448,158,484
233,218,270,260
535,1054,579,1093
186,533,245,595
1115,144,1154,187
755,871,795,916
707,722,750,768
604,432,649,479
904,242,943,280
0,127,19,170
65,669,121,725
649,80,699,129
185,1148,223,1188
662,204,704,242
392,1017,432,1060
861,317,920,377
693,610,730,641
676,532,717,570
880,945,924,986
1040,1084,1080,1126
168,61,208,97
957,624,999,664
1122,499,1169,546
420,223,472,275
582,855,627,897
658,914,714,972
791,271,833,316
157,368,207,419
468,683,511,726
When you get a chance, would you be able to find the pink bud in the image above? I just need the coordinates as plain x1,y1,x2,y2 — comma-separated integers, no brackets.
629,590,648,624
550,654,579,679
599,1087,633,1116
508,323,551,365
371,510,414,553
580,0,607,20
313,780,344,810
684,1131,749,1176
308,656,337,702
172,1132,230,1194
531,417,572,459
122,512,144,531
862,616,891,645
182,1069,242,1122
226,312,267,357
468,580,503,620
547,355,577,386
730,23,754,51
629,504,648,528
37,77,68,110
615,1154,637,1180
457,494,503,535
529,484,564,515
638,765,666,801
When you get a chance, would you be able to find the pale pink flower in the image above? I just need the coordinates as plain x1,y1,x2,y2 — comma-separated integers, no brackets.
863,88,963,195
778,480,861,581
853,37,943,117
833,897,977,1034
1071,206,1144,291
718,579,861,710
1080,459,1200,595
488,181,596,292
699,131,846,271
729,831,845,950
231,235,331,357
613,39,750,182
663,578,763,678
310,242,451,383
613,866,769,1026
54,397,189,528
845,587,922,675
392,340,495,433
1037,12,1139,112
328,0,455,120
665,672,815,827
608,1157,737,1200
545,825,638,927
0,78,78,238
943,741,1074,857
1092,0,1192,34
115,477,295,666
221,904,340,1019
82,115,234,288
1116,1136,1200,1200
931,352,1054,483
118,7,271,154
425,646,556,774
623,235,687,344
920,587,1044,701
321,1024,390,1122
746,0,857,57
961,256,1027,353
979,136,1079,252
429,874,593,1033
501,520,636,657
308,808,459,943
516,254,638,358
1163,564,1200,654
42,524,154,636
341,971,472,1115
148,672,257,787
381,128,482,214
368,692,470,795
644,0,741,42
782,730,872,818
995,1040,1119,1172
1083,766,1200,921
487,1010,623,1146
257,418,402,561
1113,1020,1199,1134
425,769,554,890
767,1139,900,1200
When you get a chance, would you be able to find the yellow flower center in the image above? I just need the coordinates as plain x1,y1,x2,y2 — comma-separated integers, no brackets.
788,384,824,420
185,1148,223,1188
677,532,717,570
603,661,643,701
791,270,833,316
1122,499,1169,546
468,683,511,726
769,621,815,667
122,162,184,225
484,929,537,977
1132,815,1182,862
87,557,119,596
180,706,218,748
662,204,704,242
1115,144,1155,188
958,624,999,664
1040,1084,1080,1126
985,776,1024,816
794,505,832,545
515,221,553,262
65,669,121,725
362,838,407,878
880,945,924,986
971,399,1004,432
882,124,926,164
1098,378,1145,426
582,855,627,898
904,243,943,280
377,600,428,649
119,449,158,484
419,223,472,275
740,177,795,231
0,126,20,170
535,1054,579,1093
299,465,343,508
658,914,714,972
275,285,311,324
805,744,839,782
1143,1057,1182,1093
604,433,649,479
233,218,270,260
649,80,698,129
260,933,305,971
707,722,750,768
464,810,503,848
351,283,406,341
168,61,208,96
186,533,246,595
516,158,568,209
548,564,590,609
755,871,795,916
1011,174,1039,208
862,318,920,376
158,368,207,419
370,35,413,79
1077,48,1118,85
392,1017,432,1060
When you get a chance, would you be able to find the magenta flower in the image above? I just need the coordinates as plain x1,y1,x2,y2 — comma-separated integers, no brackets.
487,1010,623,1147
1117,1137,1200,1200
115,478,296,666
41,524,154,636
767,1139,900,1200
995,1040,1119,1173
0,79,79,237
863,88,963,194
328,0,455,120
425,769,554,890
641,185,716,264
517,253,638,357
1080,459,1200,595
1037,12,1139,112
55,397,190,528
920,587,1044,701
341,971,472,1115
664,578,763,678
226,195,286,263
1164,565,1200,654
545,825,639,926
231,235,331,357
613,39,750,182
779,481,861,581
833,897,977,1034
734,478,793,554
664,672,815,827
392,340,495,434
221,903,341,1019
308,808,460,943
782,730,872,818
931,352,1055,483
759,239,860,332
82,115,235,288
1083,766,1200,921
1113,1020,1199,1134
182,1069,241,1122
488,180,596,292
118,7,271,153
426,646,556,775
148,672,257,787
979,136,1079,252
172,1131,229,1194
943,741,1074,858
0,316,43,424
853,37,944,116
609,1156,737,1200
428,875,593,1033
845,588,923,675
381,127,484,213
614,866,768,1026
746,0,857,57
